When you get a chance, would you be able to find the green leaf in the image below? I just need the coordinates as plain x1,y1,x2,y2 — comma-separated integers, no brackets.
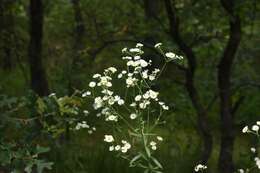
36,160,53,173
35,145,50,155
151,156,163,169
130,153,142,167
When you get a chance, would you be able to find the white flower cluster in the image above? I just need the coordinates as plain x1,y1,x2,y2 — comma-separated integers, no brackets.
194,164,207,172
149,137,163,151
104,135,131,153
165,52,183,61
75,121,96,134
109,140,131,153
239,121,260,172
255,157,260,169
85,43,181,172
242,121,260,134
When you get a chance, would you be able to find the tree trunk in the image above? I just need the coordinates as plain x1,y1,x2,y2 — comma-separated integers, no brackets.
68,0,86,93
217,1,241,172
0,0,15,71
28,0,49,96
164,0,213,164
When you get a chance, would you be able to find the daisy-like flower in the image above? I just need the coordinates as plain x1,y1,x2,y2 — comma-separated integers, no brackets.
89,81,96,88
82,91,91,97
194,164,207,172
129,48,141,53
165,52,176,59
154,43,162,48
252,125,259,132
136,43,143,48
130,113,137,119
122,48,127,53
117,99,125,105
242,126,249,133
157,136,163,141
104,135,114,143
109,146,115,151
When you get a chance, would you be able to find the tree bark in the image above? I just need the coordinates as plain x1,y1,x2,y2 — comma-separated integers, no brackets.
163,0,213,164
68,0,86,93
217,0,241,172
0,0,15,70
28,0,49,96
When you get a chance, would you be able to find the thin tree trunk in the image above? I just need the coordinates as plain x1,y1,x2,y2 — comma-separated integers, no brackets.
217,0,241,172
28,0,49,96
0,0,15,71
68,0,86,94
163,0,213,164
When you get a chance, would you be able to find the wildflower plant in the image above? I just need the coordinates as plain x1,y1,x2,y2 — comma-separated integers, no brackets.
238,121,260,173
82,43,183,173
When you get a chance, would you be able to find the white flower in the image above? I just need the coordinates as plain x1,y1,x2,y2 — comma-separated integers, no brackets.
242,126,249,133
150,141,157,146
165,52,183,60
83,110,89,115
108,97,115,105
255,157,260,169
49,93,56,97
104,135,114,143
165,52,176,59
117,99,125,105
93,97,103,109
154,43,162,48
148,90,159,99
115,145,121,151
257,121,260,125
102,89,113,95
130,102,136,107
157,136,163,141
142,70,148,79
134,56,141,60
121,147,128,153
121,141,131,153
118,73,123,78
107,115,118,122
122,47,127,53
136,43,143,48
139,59,148,67
129,48,141,53
139,102,146,109
114,95,120,101
93,74,101,78
194,164,207,172
89,81,96,88
143,92,150,99
130,113,137,119
82,91,91,97
151,145,157,150
126,77,137,87
109,146,114,151
149,75,155,81
106,67,117,73
252,125,259,132
238,169,244,173
135,95,142,102
251,147,256,153
162,105,169,110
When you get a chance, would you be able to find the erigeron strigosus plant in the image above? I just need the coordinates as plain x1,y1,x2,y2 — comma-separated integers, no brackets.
238,121,260,173
80,42,183,173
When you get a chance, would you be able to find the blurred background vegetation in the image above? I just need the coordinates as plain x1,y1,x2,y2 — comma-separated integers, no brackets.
0,0,259,173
